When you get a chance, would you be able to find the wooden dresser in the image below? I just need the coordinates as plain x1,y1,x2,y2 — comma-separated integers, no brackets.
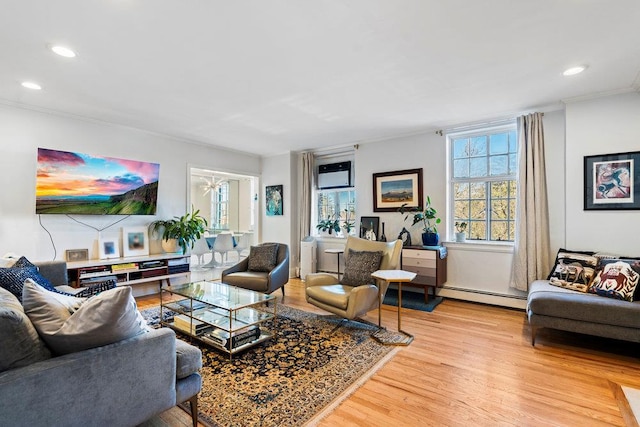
400,246,447,302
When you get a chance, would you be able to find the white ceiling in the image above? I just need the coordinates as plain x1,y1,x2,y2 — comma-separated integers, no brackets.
1,1,639,157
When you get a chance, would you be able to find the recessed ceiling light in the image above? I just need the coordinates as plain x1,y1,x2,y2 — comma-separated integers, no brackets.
21,81,42,90
51,45,76,58
563,66,587,76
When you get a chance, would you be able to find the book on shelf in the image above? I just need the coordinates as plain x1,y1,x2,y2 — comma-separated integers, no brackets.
79,275,118,286
78,269,111,279
139,260,165,269
111,262,138,271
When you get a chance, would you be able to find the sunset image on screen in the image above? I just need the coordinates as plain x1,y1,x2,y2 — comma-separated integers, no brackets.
35,148,160,215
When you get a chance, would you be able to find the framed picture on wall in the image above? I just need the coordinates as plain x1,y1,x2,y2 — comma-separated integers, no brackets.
584,151,640,210
266,185,283,216
373,168,423,212
121,227,150,257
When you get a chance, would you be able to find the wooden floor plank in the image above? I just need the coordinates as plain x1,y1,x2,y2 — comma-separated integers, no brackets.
137,278,640,426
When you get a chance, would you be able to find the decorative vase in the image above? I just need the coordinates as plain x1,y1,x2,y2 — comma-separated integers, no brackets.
422,232,439,246
455,232,466,243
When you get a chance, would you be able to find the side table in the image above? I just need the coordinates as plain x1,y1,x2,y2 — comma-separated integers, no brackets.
324,248,344,279
371,269,417,346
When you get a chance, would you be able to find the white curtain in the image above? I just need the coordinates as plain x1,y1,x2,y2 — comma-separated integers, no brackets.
512,112,551,291
298,152,314,261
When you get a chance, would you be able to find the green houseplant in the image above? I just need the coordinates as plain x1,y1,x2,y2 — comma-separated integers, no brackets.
341,208,355,236
454,221,467,242
399,196,442,246
149,208,208,254
316,215,341,235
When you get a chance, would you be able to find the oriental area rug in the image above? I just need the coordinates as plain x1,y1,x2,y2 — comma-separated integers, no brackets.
141,305,401,427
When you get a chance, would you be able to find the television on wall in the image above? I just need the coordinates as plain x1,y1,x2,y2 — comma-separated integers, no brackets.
35,148,160,215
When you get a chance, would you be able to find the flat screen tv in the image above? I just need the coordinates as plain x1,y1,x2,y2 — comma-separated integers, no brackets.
35,148,160,215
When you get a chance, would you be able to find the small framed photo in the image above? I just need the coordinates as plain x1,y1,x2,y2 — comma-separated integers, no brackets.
121,226,150,257
360,216,380,240
65,249,89,262
373,168,423,212
584,151,640,210
98,235,120,260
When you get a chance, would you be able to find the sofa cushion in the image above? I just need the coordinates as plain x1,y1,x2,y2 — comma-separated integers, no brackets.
340,249,383,287
527,280,640,329
248,244,279,272
0,287,51,372
547,249,599,292
0,262,59,302
22,280,148,355
175,338,203,379
589,259,640,302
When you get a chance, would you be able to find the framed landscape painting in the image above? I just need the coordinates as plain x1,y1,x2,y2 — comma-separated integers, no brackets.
584,151,640,210
373,168,423,212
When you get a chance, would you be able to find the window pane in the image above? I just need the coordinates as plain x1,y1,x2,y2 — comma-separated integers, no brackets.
453,138,469,159
453,159,469,178
470,200,486,219
509,180,517,194
469,157,487,177
490,181,508,198
508,131,517,152
509,199,516,218
454,200,469,219
470,136,487,157
454,182,469,199
470,182,486,199
509,153,518,174
490,155,508,176
509,221,515,240
491,199,508,220
469,221,486,240
490,133,508,154
491,221,508,241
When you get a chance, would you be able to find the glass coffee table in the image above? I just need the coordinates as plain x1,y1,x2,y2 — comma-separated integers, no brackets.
160,281,276,359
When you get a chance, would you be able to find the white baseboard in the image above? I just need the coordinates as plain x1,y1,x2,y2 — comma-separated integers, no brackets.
437,287,527,310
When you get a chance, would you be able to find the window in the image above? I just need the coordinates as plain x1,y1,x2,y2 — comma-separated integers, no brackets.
448,124,518,242
316,189,356,235
211,181,229,230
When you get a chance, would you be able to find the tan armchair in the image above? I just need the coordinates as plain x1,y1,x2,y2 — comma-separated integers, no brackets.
305,236,402,325
221,243,290,296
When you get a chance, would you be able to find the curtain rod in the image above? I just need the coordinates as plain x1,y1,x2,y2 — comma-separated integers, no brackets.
436,112,544,135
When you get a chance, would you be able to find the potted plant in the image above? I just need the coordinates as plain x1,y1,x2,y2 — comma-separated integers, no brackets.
341,208,355,237
149,208,208,254
399,196,442,246
316,215,341,236
455,221,468,242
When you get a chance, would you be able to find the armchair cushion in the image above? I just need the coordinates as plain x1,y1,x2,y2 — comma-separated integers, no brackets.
22,280,148,355
248,244,279,272
306,284,352,310
340,249,383,287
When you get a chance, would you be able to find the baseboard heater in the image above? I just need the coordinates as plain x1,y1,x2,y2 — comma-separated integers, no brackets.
442,286,527,300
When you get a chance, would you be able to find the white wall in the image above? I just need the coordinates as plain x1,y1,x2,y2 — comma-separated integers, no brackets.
565,91,640,255
0,104,260,261
261,152,298,274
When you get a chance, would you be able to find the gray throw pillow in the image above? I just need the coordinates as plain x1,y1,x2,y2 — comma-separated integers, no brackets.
248,244,279,272
0,287,51,372
22,280,148,355
340,249,383,287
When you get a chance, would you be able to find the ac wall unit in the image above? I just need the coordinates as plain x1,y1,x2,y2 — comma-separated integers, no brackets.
318,161,351,189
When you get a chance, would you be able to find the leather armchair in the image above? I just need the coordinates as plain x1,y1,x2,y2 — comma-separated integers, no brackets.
221,243,290,296
305,236,403,324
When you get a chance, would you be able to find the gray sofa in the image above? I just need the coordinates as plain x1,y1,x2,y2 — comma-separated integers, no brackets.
0,261,202,427
527,279,640,345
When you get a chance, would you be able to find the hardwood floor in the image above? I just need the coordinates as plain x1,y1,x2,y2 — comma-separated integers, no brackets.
137,278,640,427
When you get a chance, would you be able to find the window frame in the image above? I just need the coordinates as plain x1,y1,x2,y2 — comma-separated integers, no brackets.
315,187,357,237
447,123,518,244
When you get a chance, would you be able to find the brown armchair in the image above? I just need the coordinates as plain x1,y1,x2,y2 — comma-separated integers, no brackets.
305,236,402,325
221,243,289,296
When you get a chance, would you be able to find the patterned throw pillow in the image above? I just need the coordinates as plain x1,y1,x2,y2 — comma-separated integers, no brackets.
0,262,58,302
589,259,640,302
547,249,599,292
340,249,383,287
248,244,279,272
